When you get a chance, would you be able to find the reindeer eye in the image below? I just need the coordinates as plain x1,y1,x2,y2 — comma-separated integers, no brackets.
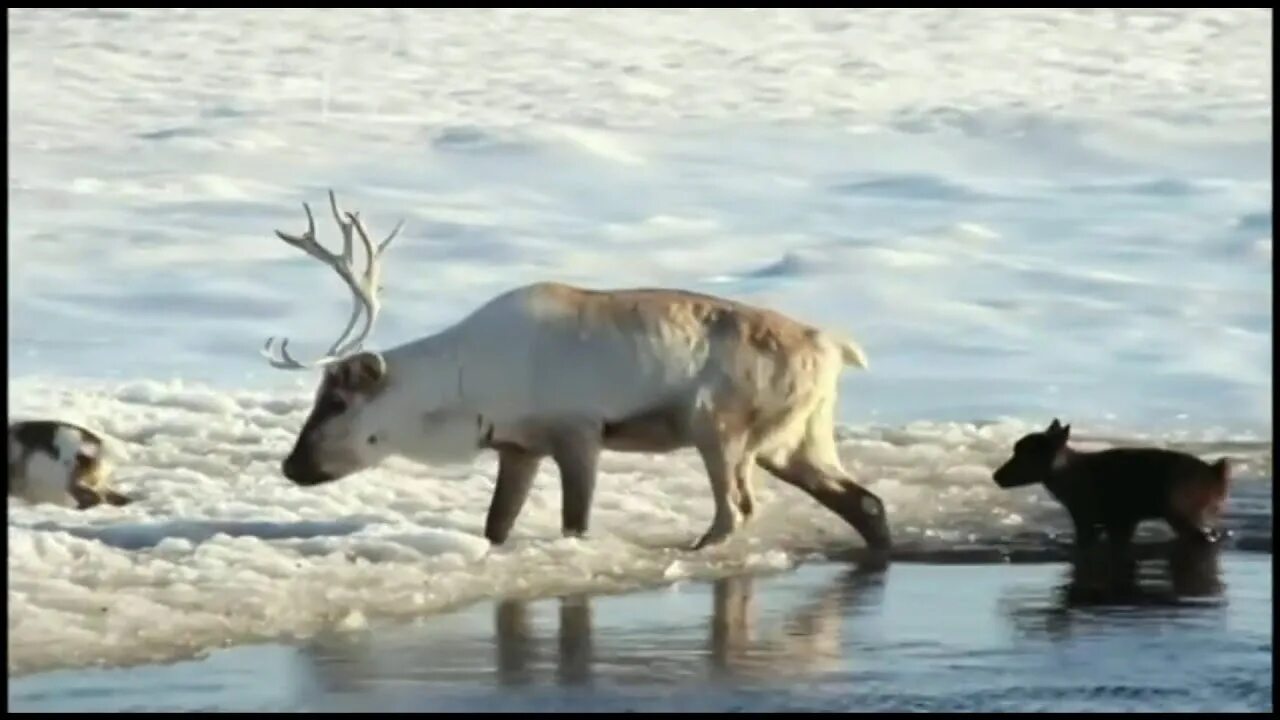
367,434,378,446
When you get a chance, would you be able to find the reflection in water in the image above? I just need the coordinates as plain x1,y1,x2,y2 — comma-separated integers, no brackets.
707,568,885,681
299,562,887,695
556,594,593,686
1001,539,1226,640
493,593,597,687
295,543,1230,699
1063,538,1225,606
492,565,885,687
494,598,536,686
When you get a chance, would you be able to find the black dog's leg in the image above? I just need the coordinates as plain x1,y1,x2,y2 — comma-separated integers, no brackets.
1104,517,1138,550
1165,513,1218,545
1069,510,1099,551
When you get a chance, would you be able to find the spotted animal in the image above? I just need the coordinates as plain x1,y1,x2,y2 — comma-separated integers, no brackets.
8,420,131,509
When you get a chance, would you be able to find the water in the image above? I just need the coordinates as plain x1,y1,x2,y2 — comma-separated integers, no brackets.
9,554,1272,712
6,7,1272,698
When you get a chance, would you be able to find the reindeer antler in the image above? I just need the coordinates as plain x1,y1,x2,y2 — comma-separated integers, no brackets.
262,190,403,370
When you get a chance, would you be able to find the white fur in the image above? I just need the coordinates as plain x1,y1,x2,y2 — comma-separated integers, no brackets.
10,426,88,507
17,452,77,506
354,282,865,470
52,426,85,466
1051,448,1070,472
8,424,114,507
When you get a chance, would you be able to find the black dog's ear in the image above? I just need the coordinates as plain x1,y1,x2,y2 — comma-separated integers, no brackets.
1046,420,1071,445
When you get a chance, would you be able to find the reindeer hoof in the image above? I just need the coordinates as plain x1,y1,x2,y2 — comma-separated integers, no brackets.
692,507,742,550
692,526,733,551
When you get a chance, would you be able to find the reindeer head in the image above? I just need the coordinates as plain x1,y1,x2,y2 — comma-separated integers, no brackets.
263,190,405,486
283,350,401,485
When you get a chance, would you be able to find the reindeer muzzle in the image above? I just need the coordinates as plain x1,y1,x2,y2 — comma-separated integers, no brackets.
282,450,334,487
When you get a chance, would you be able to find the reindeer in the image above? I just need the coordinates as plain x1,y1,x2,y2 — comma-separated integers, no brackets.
262,191,891,552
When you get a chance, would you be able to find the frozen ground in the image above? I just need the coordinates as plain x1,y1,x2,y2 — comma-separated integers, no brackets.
6,8,1273,676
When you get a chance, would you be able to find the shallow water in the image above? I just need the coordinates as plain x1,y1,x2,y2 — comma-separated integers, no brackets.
9,552,1271,712
7,7,1272,685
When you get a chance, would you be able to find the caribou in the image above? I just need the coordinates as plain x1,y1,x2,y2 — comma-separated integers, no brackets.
263,191,891,552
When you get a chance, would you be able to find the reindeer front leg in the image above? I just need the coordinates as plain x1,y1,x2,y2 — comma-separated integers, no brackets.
551,428,602,539
485,446,544,545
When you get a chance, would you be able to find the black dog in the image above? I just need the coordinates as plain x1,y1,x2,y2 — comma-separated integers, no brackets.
993,419,1230,551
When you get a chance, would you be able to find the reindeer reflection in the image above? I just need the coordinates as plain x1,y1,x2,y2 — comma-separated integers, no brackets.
706,570,889,680
494,593,595,687
493,566,884,687
296,565,885,695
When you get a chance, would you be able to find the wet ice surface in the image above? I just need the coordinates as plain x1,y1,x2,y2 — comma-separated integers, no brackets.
9,554,1272,712
7,377,1271,676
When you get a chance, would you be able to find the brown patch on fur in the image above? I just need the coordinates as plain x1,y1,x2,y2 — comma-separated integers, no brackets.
73,460,107,491
70,484,102,510
293,352,391,455
538,283,830,365
326,351,388,395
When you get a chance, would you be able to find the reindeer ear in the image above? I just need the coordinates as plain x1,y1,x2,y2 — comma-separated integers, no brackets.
332,352,387,393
